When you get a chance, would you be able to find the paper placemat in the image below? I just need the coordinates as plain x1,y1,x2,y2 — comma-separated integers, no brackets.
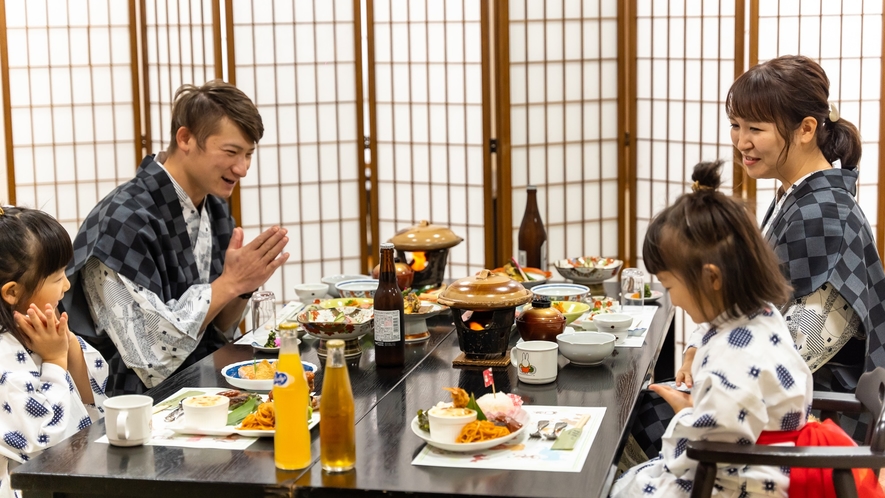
96,388,268,450
411,405,605,472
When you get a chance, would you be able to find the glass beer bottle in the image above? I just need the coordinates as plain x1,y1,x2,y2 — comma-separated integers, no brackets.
274,328,311,470
518,185,547,270
374,242,405,367
320,339,355,472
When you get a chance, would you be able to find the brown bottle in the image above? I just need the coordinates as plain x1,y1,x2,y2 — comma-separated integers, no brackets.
374,242,405,367
518,186,547,270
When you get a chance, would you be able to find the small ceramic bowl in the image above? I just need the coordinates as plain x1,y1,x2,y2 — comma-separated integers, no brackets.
592,313,633,342
322,274,371,298
530,283,590,302
293,283,329,302
556,331,616,366
549,301,590,324
336,279,379,299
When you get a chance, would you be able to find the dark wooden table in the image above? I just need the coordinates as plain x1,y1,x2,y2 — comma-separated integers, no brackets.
12,284,674,498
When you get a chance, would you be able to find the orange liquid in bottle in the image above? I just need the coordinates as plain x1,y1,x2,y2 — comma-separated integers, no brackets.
274,347,311,470
320,353,355,472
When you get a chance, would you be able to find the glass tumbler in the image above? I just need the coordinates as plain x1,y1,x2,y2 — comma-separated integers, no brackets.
250,290,277,335
619,268,646,311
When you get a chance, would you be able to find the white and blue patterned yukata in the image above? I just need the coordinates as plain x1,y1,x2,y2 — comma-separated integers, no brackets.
611,306,813,498
0,329,108,498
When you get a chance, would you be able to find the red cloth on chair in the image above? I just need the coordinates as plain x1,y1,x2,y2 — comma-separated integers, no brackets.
756,419,884,498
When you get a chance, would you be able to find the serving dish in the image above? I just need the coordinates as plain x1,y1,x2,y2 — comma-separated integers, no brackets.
221,360,318,391
410,408,529,452
626,290,664,302
530,283,590,302
167,411,320,437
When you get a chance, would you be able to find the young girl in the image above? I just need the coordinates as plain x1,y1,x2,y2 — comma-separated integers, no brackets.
0,206,108,498
611,161,813,497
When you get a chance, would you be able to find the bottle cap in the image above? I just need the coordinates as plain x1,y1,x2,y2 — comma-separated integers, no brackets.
380,242,395,250
527,185,537,191
328,339,345,348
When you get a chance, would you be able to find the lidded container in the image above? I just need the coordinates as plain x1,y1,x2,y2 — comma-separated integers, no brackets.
389,220,463,289
516,296,566,342
437,270,533,359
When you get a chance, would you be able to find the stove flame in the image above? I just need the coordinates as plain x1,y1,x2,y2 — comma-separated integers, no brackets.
410,251,428,271
467,321,485,331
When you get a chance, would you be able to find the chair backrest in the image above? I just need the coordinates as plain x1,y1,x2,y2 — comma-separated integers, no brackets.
855,366,885,452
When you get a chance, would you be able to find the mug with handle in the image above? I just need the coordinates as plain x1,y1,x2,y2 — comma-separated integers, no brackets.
510,340,558,384
103,395,153,447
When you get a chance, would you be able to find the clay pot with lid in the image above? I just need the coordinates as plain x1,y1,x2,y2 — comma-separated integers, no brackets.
371,258,414,291
438,270,533,359
390,220,463,288
516,297,566,342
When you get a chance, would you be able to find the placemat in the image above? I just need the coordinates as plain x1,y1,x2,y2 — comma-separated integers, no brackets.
411,405,606,472
452,351,511,369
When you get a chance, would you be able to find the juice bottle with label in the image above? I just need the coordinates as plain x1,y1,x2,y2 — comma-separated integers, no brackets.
320,339,355,472
274,328,311,470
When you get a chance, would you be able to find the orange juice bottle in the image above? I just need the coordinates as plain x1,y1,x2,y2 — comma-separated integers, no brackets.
274,328,311,470
320,339,355,472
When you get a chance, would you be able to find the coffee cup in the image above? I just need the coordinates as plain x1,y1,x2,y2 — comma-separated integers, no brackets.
103,395,153,447
510,340,558,384
183,395,230,428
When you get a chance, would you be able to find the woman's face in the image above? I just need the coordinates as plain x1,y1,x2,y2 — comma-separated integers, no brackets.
729,117,788,180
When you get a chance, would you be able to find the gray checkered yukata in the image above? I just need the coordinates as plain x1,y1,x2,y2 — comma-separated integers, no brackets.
62,156,235,396
762,168,885,377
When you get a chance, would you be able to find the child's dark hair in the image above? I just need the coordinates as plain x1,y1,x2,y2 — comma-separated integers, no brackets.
642,161,791,320
0,206,73,340
726,55,862,169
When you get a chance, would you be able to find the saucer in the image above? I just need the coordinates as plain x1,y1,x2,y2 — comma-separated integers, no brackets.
410,409,529,452
625,290,664,303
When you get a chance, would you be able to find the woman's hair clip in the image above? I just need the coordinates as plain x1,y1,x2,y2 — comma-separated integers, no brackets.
691,181,714,193
828,102,840,123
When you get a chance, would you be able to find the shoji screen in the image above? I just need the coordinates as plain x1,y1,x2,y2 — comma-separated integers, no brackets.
142,0,220,153
634,0,739,353
1,0,139,235
229,0,364,303
507,0,619,267
369,0,489,278
754,1,883,238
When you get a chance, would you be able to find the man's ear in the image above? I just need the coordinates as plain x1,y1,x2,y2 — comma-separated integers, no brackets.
1,281,19,307
175,126,194,153
702,264,722,291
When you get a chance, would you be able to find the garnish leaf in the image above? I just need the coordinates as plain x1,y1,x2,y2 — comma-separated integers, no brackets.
227,395,260,426
466,393,486,421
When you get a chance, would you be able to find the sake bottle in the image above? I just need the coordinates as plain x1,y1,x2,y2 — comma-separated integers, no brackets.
518,186,547,270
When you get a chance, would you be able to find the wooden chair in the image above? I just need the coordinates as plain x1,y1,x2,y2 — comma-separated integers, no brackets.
686,367,885,498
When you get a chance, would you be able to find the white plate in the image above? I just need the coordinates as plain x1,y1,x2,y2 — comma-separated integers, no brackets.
168,412,321,437
410,409,529,452
221,360,318,392
626,290,664,302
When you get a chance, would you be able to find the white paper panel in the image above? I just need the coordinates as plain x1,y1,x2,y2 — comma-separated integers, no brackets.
5,0,137,237
372,0,486,278
232,0,362,303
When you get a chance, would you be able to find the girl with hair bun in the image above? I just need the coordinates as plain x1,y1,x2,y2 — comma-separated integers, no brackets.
677,57,884,442
613,160,815,497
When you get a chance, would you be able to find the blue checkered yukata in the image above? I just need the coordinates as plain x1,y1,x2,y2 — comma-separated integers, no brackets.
62,156,235,396
762,168,885,377
611,307,813,498
0,330,108,498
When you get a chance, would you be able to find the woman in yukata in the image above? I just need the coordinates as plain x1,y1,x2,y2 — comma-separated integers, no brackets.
611,160,814,497
0,206,108,498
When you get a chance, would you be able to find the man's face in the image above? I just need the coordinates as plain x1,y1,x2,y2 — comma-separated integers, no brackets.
184,116,255,201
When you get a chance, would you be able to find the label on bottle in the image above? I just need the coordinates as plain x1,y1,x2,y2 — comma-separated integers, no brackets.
374,310,402,342
274,371,292,388
539,241,547,270
518,250,527,267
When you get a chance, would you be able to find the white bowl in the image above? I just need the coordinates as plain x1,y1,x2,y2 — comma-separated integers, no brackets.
557,332,616,366
221,359,318,392
592,313,633,342
322,274,371,298
427,405,477,443
293,283,329,302
336,279,379,299
530,283,590,302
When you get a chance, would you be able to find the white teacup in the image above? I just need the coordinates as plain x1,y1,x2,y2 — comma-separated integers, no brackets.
183,395,230,428
510,340,558,384
103,395,153,447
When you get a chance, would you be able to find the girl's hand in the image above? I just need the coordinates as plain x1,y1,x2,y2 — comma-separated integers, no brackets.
676,347,697,388
14,304,69,368
649,384,693,414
